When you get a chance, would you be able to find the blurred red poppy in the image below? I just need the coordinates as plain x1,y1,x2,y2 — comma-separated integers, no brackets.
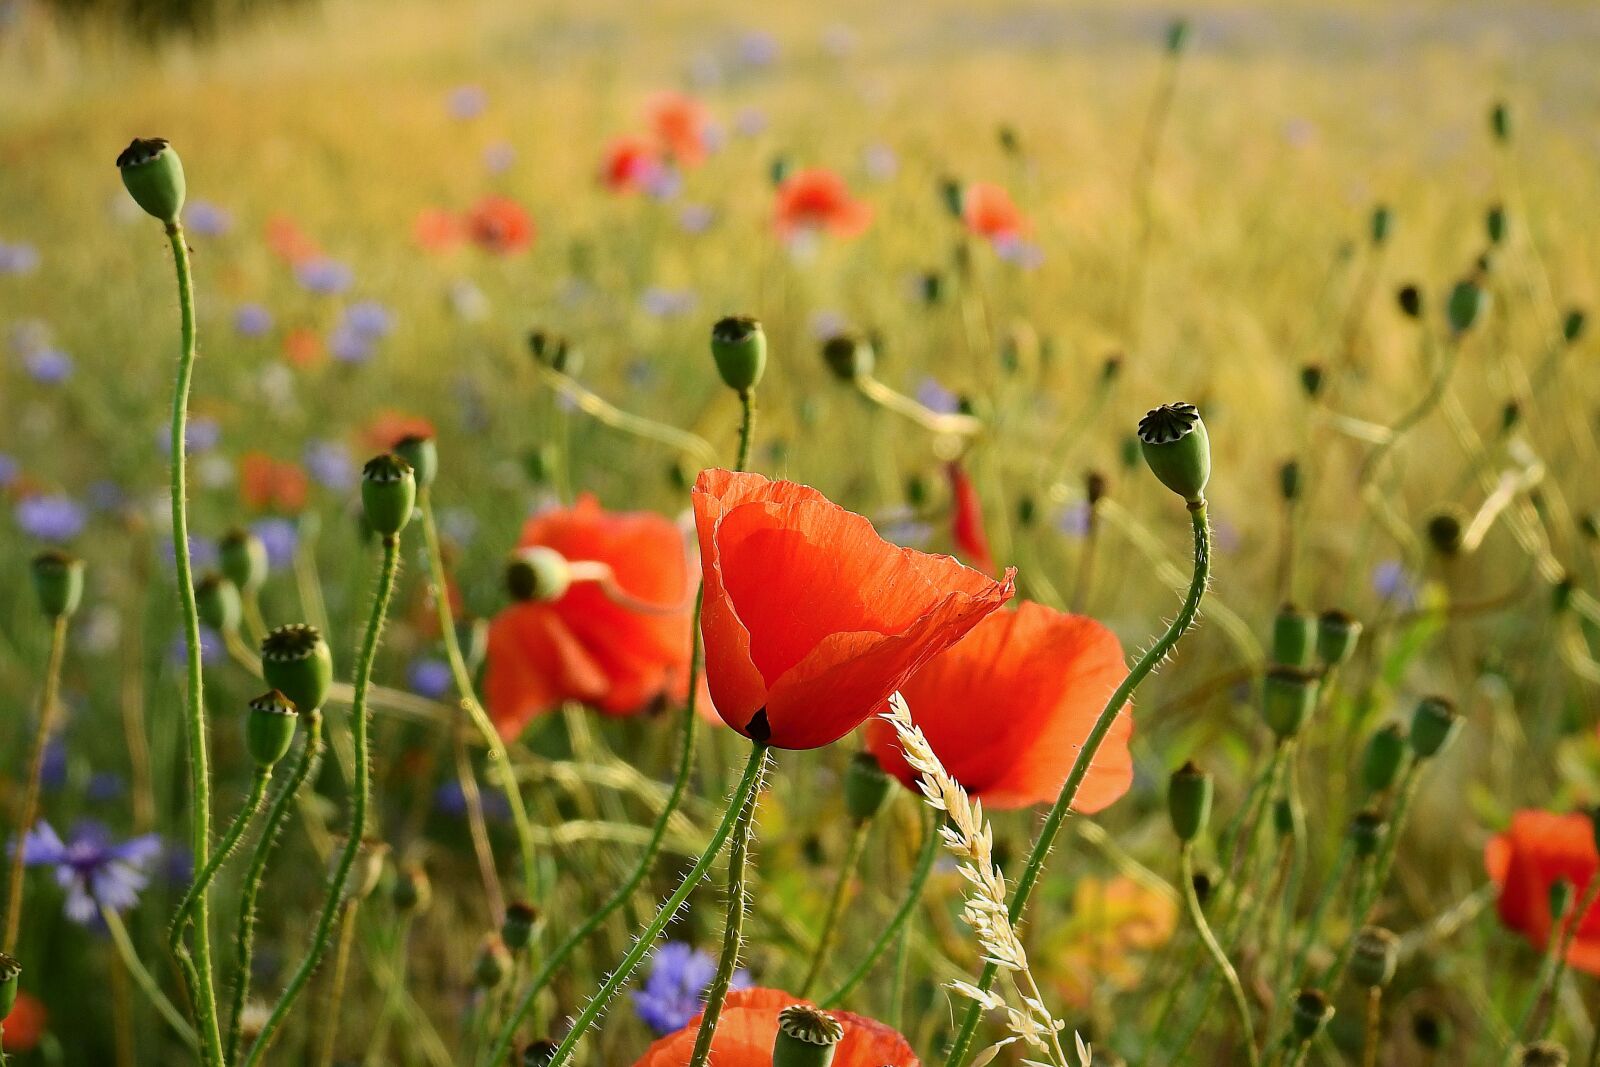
484,495,693,739
414,208,466,253
282,327,324,368
632,988,917,1067
265,214,321,264
962,182,1028,241
773,168,872,239
947,461,996,576
692,469,1013,749
866,600,1132,811
1486,810,1600,973
646,91,710,166
601,135,662,193
466,195,535,255
239,452,309,514
364,412,437,451
2,991,45,1053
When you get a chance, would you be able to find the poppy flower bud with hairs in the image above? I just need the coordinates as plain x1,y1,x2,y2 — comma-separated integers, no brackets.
116,137,185,225
1262,666,1319,739
1397,283,1423,320
502,901,539,952
1137,402,1210,505
195,573,242,634
1316,609,1362,665
246,690,298,769
0,951,18,1020
1350,809,1386,857
774,1004,844,1067
821,333,874,382
1351,926,1399,988
1410,696,1459,758
1167,761,1213,843
1292,989,1334,1043
261,623,333,713
31,549,85,620
1361,724,1406,794
1272,604,1316,668
505,546,571,603
221,527,269,594
1518,1042,1569,1067
394,433,438,491
361,453,416,537
711,316,767,394
844,751,894,822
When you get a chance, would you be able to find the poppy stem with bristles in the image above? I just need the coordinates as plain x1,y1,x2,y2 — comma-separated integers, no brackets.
169,768,273,961
1181,843,1260,1066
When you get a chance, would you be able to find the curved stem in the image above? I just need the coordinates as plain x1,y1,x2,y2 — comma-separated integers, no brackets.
315,899,361,1067
244,533,401,1066
799,819,870,996
1181,845,1260,1066
170,769,271,957
537,365,718,470
1521,874,1600,1043
226,712,323,1063
948,501,1212,1067
687,744,772,1067
821,812,940,1008
101,905,199,1050
854,375,983,438
3,614,66,951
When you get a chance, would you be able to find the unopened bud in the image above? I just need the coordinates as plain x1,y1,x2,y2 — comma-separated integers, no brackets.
502,901,539,952
221,528,269,594
246,691,299,769
1272,604,1317,668
711,316,767,394
1316,610,1362,666
117,137,186,225
361,453,416,537
1167,762,1213,843
1262,667,1319,739
1409,696,1460,758
1292,989,1334,1043
474,935,512,989
31,549,85,620
392,864,432,913
394,434,438,491
821,334,874,382
196,573,242,634
1361,724,1406,794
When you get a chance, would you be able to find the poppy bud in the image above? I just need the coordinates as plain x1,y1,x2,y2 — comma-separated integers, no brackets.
1272,604,1317,668
711,316,767,394
774,1004,844,1067
769,155,792,187
361,453,416,537
821,334,874,382
1397,284,1424,320
1273,797,1295,838
221,528,269,594
1299,364,1325,398
1086,470,1110,506
1486,204,1507,246
392,863,432,913
1262,667,1319,739
1279,460,1301,503
1165,17,1189,54
1518,1042,1569,1067
522,1040,559,1067
1446,279,1485,335
1015,495,1038,528
31,549,85,620
246,690,299,770
1501,400,1521,434
116,137,186,225
394,434,438,491
1409,696,1459,758
1350,809,1387,857
196,573,242,634
938,177,965,219
1426,509,1465,556
528,331,581,376
1167,762,1213,843
1351,926,1399,988
0,951,18,1021
1490,100,1511,144
1292,989,1334,1043
1137,402,1211,506
1316,610,1362,666
1370,204,1392,246
261,623,334,714
502,901,539,952
474,935,512,989
1412,1008,1449,1050
843,752,894,823
1361,724,1406,794
1563,308,1586,345
506,547,572,602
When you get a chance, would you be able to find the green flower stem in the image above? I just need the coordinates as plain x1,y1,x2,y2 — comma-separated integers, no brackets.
227,711,323,1065
821,812,941,1008
170,769,272,957
537,743,771,1067
244,532,402,1066
1266,841,1352,1046
1181,844,1260,1067
854,374,984,438
735,389,758,473
3,614,66,951
799,819,871,996
101,904,199,1051
948,501,1212,1067
687,744,773,1067
1362,986,1383,1067
165,220,225,1066
419,490,540,904
314,899,361,1067
1519,873,1600,1043
362,914,415,1066
537,364,718,470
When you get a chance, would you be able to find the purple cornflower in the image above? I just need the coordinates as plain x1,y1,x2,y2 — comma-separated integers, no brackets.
303,439,355,490
733,107,768,138
875,506,933,549
448,84,488,120
250,517,299,569
1056,501,1092,538
328,325,373,365
1372,560,1419,607
295,258,354,296
736,30,779,69
87,772,127,803
0,453,17,487
40,739,68,790
678,203,715,234
15,493,87,541
643,165,683,201
808,309,849,340
632,942,752,1035
343,300,394,339
640,287,697,319
916,376,960,415
18,820,162,924
234,303,274,338
993,234,1045,269
184,200,233,237
484,142,517,174
434,781,510,821
23,346,72,383
407,657,454,701
862,143,898,181
0,240,40,275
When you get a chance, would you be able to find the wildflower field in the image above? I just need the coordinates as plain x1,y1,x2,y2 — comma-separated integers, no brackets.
4,0,1600,1063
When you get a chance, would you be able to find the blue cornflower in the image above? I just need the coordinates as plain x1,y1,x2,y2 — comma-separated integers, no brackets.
0,453,17,488
632,942,752,1035
18,820,162,924
15,493,87,541
737,30,779,68
407,657,454,701
808,309,848,340
184,200,233,237
87,772,127,803
434,781,511,821
678,204,715,234
448,84,488,120
23,346,72,383
1056,501,1092,538
484,142,516,174
916,376,960,415
303,439,355,490
40,738,68,790
1373,560,1419,607
234,303,274,338
169,625,224,668
862,142,898,181
993,233,1045,269
733,107,768,137
343,300,394,339
251,517,299,569
640,287,697,319
295,258,354,296
0,240,40,275
873,506,933,549
328,325,373,365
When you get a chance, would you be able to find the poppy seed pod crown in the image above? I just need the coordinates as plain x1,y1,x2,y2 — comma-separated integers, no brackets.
1410,696,1460,758
1518,1042,1570,1067
1292,989,1334,1042
711,316,767,394
774,1004,844,1067
116,137,186,224
1316,610,1362,666
245,690,299,769
506,546,572,603
1351,926,1400,988
261,623,333,714
1138,402,1210,505
361,453,416,536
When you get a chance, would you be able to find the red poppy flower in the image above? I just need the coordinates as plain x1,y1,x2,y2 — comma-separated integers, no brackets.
1485,810,1600,974
282,327,324,368
601,135,662,193
484,495,693,739
693,469,1014,750
947,461,996,577
265,215,321,265
865,601,1132,811
363,412,437,451
632,988,917,1067
962,182,1028,241
239,452,309,514
645,91,710,167
414,208,465,253
465,195,535,255
773,168,872,239
2,991,46,1053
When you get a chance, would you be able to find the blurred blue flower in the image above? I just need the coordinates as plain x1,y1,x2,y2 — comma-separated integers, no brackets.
737,30,779,68
158,415,221,454
6,319,48,355
251,517,299,569
1056,501,1092,538
448,84,488,120
295,258,354,296
644,165,683,201
40,738,68,790
916,376,959,415
163,534,218,573
303,439,355,490
484,142,517,174
87,480,127,514
328,325,373,365
632,942,752,1035
169,625,224,668
184,200,233,237
344,300,394,339
23,346,72,383
0,453,18,487
159,841,194,887
1373,560,1418,607
993,234,1045,269
808,309,848,339
17,820,163,924
15,493,87,541
678,203,715,234
626,359,659,391
640,287,697,319
862,142,898,181
434,780,510,821
407,658,454,701
440,507,478,547
875,506,933,549
87,772,127,803
733,107,768,137
0,241,40,275
234,303,274,338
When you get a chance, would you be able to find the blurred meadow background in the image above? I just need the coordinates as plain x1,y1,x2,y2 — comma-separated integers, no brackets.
5,0,1600,1063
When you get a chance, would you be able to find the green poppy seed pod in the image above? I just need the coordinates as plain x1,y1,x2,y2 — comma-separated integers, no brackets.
1119,434,1142,471
522,1041,559,1067
220,528,269,594
196,573,242,635
1299,364,1325,398
1486,204,1507,246
1490,100,1512,144
261,623,334,713
0,951,18,1021
361,453,416,537
1016,495,1038,528
1409,696,1460,759
506,547,572,603
1166,762,1213,843
1550,878,1574,922
502,901,539,952
1262,667,1319,739
821,334,874,382
1397,284,1424,320
1279,460,1302,503
1370,204,1392,246
1291,989,1334,1044
1137,402,1210,506
1563,308,1586,345
246,690,299,769
473,935,512,989
1518,1042,1570,1067
1165,17,1189,54
1316,610,1362,666
394,434,438,491
392,863,432,914
710,316,767,394
997,124,1020,156
938,177,965,219
769,154,792,187
843,752,894,823
1272,605,1317,668
1446,279,1485,335
116,137,186,225
1351,926,1399,988
1426,509,1465,557
1350,809,1387,857
1361,724,1406,794
904,474,929,509
1101,353,1123,384
773,1004,845,1067
919,271,943,306
31,549,85,620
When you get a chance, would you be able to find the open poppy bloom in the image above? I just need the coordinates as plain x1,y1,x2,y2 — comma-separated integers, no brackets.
946,460,996,576
632,988,917,1067
693,469,1013,749
866,600,1131,810
414,208,465,253
962,181,1028,242
484,495,693,739
265,214,321,265
465,195,535,255
239,452,309,514
1485,809,1600,973
601,135,664,193
645,91,710,166
773,168,872,239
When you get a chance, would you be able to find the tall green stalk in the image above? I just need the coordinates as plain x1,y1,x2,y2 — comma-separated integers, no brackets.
799,819,870,996
1181,844,1260,1066
3,615,67,951
170,769,272,958
821,812,940,1008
